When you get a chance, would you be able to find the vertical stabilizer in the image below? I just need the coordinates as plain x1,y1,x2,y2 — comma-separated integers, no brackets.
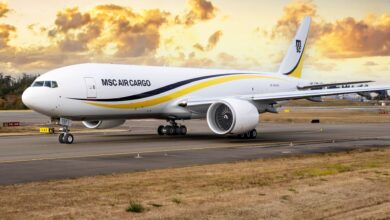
278,16,311,78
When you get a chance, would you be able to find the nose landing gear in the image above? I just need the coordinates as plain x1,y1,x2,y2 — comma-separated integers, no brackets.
157,120,187,136
59,132,74,144
57,118,74,144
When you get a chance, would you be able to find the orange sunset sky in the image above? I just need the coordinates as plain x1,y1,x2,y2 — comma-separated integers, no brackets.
0,0,389,82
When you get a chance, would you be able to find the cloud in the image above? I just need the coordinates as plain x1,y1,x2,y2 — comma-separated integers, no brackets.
207,30,222,50
48,6,169,56
54,7,91,33
272,0,317,39
193,30,223,52
177,0,217,26
111,8,169,57
0,2,9,18
188,0,216,20
0,24,16,49
271,0,390,59
0,1,222,74
0,3,15,50
193,43,204,51
315,15,390,58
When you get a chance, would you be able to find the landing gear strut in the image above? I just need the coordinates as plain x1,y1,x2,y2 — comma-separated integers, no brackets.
157,120,187,136
58,118,74,144
237,129,257,139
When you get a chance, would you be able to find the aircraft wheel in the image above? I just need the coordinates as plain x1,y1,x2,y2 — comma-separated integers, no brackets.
157,125,165,135
58,133,65,144
64,133,74,144
179,126,187,135
166,126,174,135
249,129,257,139
174,126,181,135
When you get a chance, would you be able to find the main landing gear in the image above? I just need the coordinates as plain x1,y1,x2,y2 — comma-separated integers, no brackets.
157,120,187,136
237,129,257,139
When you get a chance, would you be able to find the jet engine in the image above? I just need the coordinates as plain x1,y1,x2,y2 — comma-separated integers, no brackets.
82,119,126,129
206,98,259,135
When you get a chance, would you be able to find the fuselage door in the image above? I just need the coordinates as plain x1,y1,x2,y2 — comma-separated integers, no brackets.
84,77,97,98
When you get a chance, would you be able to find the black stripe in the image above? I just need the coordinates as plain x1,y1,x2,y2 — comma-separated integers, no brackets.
70,73,242,102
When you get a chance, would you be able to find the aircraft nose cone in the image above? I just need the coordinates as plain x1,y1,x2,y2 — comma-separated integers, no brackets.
22,88,33,109
22,87,59,117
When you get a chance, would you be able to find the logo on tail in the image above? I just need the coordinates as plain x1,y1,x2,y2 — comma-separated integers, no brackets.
296,40,302,53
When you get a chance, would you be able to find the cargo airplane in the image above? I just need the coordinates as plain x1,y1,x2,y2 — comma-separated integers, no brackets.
22,17,390,144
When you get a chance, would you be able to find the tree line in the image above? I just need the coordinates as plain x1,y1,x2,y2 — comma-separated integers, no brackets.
0,73,38,110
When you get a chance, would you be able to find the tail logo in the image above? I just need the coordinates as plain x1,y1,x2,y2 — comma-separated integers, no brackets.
296,39,302,53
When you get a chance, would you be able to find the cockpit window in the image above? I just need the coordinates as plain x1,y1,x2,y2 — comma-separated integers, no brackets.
51,81,58,88
44,81,51,87
32,81,58,88
32,81,44,87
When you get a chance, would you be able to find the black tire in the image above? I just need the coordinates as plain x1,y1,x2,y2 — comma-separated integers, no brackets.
166,126,174,135
157,125,165,135
58,133,65,144
64,133,74,144
179,126,187,135
174,126,181,135
250,129,257,139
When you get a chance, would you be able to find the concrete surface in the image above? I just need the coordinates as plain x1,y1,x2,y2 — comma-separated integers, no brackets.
0,119,389,185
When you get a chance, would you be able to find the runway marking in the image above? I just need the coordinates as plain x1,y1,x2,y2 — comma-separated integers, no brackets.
0,138,380,164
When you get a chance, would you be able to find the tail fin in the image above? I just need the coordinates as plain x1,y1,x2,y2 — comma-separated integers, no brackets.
278,16,311,78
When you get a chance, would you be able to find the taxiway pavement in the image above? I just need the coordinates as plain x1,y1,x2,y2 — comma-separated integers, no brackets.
0,119,390,185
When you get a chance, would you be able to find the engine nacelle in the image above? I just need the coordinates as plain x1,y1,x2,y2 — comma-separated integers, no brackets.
82,119,126,129
207,98,259,135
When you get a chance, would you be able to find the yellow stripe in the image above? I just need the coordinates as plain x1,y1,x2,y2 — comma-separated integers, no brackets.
289,54,305,78
86,74,281,109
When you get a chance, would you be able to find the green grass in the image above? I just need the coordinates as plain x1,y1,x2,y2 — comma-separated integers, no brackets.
294,163,354,178
126,200,145,213
172,198,182,204
280,195,292,201
288,188,298,193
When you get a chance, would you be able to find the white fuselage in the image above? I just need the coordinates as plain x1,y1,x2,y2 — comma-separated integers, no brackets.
22,63,302,121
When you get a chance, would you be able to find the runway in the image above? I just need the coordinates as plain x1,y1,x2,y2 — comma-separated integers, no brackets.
1,119,390,185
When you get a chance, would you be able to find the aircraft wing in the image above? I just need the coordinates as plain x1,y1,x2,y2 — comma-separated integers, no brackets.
185,84,390,107
242,84,390,101
296,80,373,90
